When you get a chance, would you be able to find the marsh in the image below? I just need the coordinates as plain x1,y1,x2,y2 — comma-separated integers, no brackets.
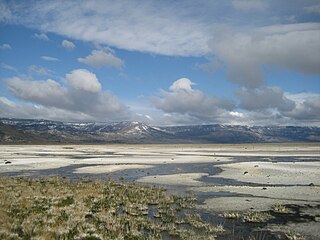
1,143,319,239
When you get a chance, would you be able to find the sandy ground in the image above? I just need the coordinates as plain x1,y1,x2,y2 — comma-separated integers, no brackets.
0,143,319,239
209,161,320,185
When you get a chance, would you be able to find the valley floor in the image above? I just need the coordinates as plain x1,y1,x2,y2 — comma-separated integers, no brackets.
1,143,319,239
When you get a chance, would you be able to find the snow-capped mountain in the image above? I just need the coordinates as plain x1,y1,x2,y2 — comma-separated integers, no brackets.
0,118,319,144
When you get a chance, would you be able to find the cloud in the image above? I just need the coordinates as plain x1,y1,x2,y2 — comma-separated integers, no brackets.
2,1,320,60
284,92,320,122
34,33,49,41
28,65,54,76
237,86,295,112
65,69,101,93
169,78,195,92
78,49,124,68
152,78,235,122
1,63,17,72
0,43,11,50
0,1,211,56
0,97,95,122
197,58,223,73
234,90,320,126
304,4,320,14
0,2,12,22
207,23,320,88
231,0,268,11
4,69,130,121
61,39,75,49
41,56,60,61
6,77,68,109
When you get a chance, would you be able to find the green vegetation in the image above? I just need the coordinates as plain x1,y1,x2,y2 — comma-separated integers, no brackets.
0,177,224,239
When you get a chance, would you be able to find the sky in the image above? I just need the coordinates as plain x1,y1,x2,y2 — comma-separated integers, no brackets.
0,0,319,126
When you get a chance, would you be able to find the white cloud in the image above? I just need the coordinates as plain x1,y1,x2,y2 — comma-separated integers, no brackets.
229,111,244,118
1,63,16,71
34,33,49,41
78,49,124,68
304,4,320,14
1,1,210,56
152,78,235,122
207,23,320,88
169,78,195,92
61,39,75,49
41,56,60,61
4,69,130,121
65,69,101,93
231,0,267,11
2,1,320,61
0,43,11,50
28,65,54,76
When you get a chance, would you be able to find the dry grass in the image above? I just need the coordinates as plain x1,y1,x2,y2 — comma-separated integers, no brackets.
242,212,273,223
0,177,224,240
285,232,306,240
222,211,273,223
271,204,289,213
221,212,241,219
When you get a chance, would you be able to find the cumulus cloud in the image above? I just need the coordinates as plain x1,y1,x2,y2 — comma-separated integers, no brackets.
231,0,267,11
169,78,195,92
78,49,124,69
1,1,319,126
284,92,320,122
4,69,130,121
61,39,75,49
207,23,320,88
0,97,94,122
65,69,101,93
237,86,295,112
34,33,49,41
41,56,60,61
6,77,69,109
0,43,11,50
152,78,235,122
234,90,320,126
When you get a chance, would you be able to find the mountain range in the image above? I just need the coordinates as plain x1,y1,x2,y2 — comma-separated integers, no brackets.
0,118,319,144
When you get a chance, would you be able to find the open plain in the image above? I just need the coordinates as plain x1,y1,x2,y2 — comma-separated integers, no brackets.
1,143,319,239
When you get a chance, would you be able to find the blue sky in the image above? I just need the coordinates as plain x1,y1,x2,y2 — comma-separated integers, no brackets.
0,0,319,126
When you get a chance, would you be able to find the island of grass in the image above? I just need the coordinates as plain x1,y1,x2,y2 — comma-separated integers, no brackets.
0,177,224,240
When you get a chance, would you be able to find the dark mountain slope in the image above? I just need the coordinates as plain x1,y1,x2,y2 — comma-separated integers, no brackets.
0,118,319,144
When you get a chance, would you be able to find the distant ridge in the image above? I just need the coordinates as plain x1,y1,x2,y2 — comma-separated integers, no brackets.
0,118,319,144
